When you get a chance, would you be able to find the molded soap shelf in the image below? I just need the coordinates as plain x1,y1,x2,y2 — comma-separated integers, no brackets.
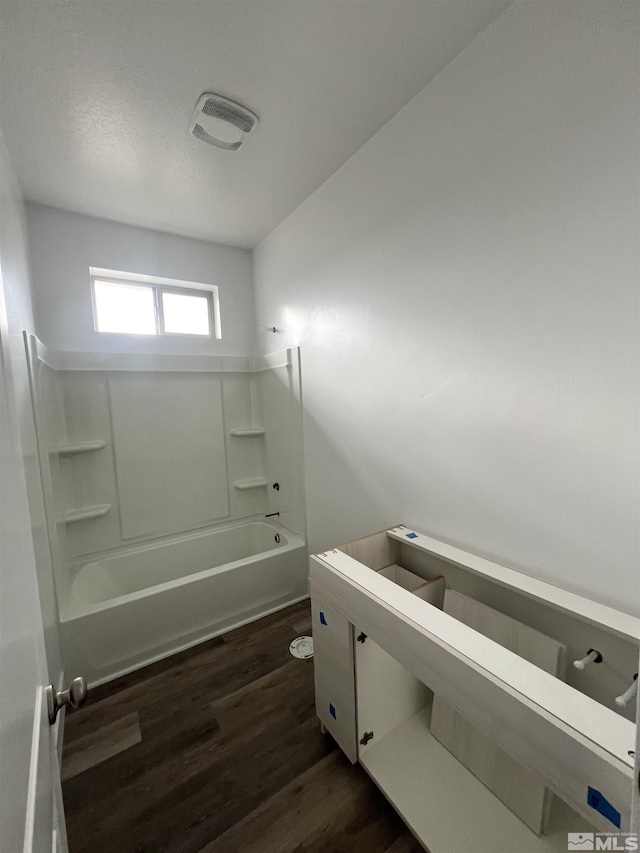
64,504,111,523
56,440,106,455
233,478,268,490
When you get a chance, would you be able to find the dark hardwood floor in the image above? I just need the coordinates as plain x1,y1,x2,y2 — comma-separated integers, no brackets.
62,600,422,853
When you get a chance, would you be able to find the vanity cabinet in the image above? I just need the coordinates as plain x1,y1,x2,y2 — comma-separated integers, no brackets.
310,525,640,853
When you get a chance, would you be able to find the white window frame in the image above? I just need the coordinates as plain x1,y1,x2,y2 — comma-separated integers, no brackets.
89,267,222,339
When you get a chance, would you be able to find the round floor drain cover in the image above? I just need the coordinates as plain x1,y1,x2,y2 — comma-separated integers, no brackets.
289,636,314,659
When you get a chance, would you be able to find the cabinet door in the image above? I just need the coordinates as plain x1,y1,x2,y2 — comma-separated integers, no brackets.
355,632,430,757
311,593,357,762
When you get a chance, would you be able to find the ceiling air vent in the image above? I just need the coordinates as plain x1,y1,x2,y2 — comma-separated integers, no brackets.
189,93,259,151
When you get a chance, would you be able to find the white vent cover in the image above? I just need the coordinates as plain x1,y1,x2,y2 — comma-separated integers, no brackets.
189,93,259,151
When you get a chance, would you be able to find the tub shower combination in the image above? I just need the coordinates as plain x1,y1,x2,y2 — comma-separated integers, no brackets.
26,336,307,685
61,521,306,684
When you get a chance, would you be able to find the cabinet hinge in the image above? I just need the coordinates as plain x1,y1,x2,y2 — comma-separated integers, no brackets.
356,632,367,643
360,731,374,746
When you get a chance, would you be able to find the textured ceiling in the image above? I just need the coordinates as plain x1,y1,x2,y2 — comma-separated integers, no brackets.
0,0,511,247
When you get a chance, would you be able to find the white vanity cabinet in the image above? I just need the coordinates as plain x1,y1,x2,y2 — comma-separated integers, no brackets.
310,525,640,853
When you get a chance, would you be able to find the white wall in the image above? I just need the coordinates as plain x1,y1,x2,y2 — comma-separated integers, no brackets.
0,130,58,851
26,204,256,356
0,136,62,680
254,1,640,614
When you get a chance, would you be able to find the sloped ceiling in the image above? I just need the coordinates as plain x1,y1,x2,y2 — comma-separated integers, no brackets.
0,1,511,247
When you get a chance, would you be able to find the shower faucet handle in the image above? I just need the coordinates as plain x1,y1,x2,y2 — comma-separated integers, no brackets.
46,676,88,724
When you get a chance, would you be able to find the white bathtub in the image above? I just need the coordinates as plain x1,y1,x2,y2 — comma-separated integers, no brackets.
59,521,308,686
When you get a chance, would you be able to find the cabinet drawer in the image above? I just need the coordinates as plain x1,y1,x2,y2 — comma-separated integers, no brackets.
312,595,352,660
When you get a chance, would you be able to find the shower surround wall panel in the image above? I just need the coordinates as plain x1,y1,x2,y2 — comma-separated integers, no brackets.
108,373,229,539
25,337,307,683
55,366,270,559
29,353,72,605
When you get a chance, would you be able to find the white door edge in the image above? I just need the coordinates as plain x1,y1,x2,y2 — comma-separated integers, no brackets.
23,687,43,853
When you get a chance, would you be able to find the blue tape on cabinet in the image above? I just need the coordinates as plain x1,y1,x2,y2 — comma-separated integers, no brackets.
587,787,621,828
329,703,336,719
405,532,418,539
319,612,327,625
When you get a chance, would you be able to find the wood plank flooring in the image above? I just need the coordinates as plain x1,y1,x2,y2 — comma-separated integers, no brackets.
62,600,422,853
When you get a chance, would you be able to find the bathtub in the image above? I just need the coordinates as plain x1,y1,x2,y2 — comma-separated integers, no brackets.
59,520,308,686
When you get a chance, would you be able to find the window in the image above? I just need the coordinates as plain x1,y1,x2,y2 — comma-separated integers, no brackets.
90,268,220,338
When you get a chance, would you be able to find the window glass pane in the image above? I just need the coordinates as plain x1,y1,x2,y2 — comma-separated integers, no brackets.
161,291,211,336
93,280,156,334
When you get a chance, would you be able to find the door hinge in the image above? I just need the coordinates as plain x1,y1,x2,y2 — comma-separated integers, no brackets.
360,731,374,746
357,632,367,643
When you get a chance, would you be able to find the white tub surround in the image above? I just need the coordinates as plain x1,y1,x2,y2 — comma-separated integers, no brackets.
25,336,307,684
